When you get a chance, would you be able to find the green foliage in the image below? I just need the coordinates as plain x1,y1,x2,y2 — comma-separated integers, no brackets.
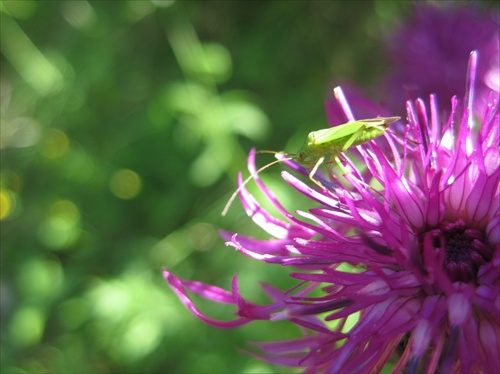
0,1,415,373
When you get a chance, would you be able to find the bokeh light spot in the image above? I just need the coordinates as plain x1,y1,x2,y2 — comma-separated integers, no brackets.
17,257,64,302
40,129,70,159
0,117,41,149
189,150,223,187
0,189,16,220
125,1,155,22
113,314,163,362
37,200,81,250
9,306,45,348
61,0,96,30
151,0,174,9
1,15,63,95
88,279,131,323
109,169,142,200
188,223,217,251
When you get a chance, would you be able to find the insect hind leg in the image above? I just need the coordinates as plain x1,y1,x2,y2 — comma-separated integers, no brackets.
341,124,366,152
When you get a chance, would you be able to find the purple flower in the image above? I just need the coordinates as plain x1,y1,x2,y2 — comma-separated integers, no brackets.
164,52,499,373
383,2,499,116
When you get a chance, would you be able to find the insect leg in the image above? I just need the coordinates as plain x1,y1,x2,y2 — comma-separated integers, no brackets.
307,156,343,196
341,124,367,152
335,122,370,176
308,156,330,190
333,154,349,175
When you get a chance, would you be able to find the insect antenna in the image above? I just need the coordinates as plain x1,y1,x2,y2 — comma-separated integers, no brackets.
221,156,292,216
256,150,294,156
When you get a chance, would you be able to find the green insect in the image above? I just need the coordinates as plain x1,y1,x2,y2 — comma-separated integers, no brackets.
222,116,400,216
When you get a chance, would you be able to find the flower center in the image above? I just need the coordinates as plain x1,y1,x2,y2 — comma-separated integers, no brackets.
431,220,491,283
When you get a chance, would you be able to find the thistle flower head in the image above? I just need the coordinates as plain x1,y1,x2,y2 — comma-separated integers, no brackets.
384,2,499,116
164,52,499,373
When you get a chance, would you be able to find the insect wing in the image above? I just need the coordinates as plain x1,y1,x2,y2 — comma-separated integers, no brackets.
362,116,400,125
310,121,366,145
311,117,399,145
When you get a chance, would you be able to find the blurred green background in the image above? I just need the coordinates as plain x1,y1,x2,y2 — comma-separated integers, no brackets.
0,0,469,372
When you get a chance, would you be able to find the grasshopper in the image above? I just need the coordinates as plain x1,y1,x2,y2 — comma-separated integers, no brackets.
222,116,400,216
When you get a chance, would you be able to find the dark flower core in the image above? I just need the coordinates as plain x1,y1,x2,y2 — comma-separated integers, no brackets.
430,220,490,283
